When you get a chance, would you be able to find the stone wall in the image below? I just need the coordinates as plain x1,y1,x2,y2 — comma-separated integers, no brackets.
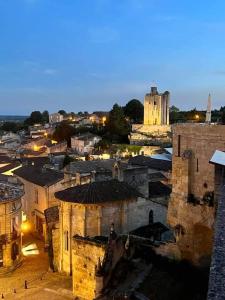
58,197,155,274
167,124,225,265
52,226,60,271
72,239,106,300
0,198,22,268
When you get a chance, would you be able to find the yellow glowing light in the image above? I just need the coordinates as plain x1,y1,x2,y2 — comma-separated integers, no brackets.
51,140,58,144
21,221,31,233
33,145,40,151
44,132,48,137
195,114,200,120
102,116,106,124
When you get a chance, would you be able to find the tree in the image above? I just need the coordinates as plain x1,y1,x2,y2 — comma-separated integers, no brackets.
124,99,143,123
24,111,43,125
58,110,66,115
105,104,129,143
52,122,76,146
221,111,225,125
42,110,49,123
63,154,75,167
170,105,180,112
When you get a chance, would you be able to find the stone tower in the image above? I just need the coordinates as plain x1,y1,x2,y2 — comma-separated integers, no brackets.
206,93,212,123
144,86,170,126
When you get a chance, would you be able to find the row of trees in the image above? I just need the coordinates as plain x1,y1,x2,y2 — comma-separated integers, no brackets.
170,105,225,124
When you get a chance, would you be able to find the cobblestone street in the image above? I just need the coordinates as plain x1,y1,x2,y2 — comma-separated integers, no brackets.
0,234,72,300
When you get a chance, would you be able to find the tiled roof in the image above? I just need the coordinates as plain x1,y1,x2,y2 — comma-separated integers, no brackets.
130,222,169,238
129,155,172,171
71,132,100,141
65,159,116,174
0,155,12,164
149,181,171,197
13,166,64,187
20,157,50,167
0,161,21,173
148,172,167,181
55,179,142,204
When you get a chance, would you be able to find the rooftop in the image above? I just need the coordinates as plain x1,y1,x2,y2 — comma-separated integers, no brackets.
55,179,142,204
65,159,116,174
210,150,225,166
0,180,24,203
13,165,64,187
129,155,172,172
149,181,172,197
71,132,100,141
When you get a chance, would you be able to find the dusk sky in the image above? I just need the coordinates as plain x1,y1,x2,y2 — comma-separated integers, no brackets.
1,0,225,115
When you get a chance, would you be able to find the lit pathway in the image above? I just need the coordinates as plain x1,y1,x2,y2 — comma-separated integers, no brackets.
0,234,72,299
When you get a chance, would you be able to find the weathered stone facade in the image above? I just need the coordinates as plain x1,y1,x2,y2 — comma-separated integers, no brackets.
167,124,225,265
0,178,23,269
57,197,154,275
72,237,107,300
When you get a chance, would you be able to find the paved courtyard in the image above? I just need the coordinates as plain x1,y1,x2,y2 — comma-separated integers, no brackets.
0,234,72,299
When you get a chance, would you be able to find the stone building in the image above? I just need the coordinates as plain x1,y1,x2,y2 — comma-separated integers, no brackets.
13,165,65,241
71,133,102,155
54,179,159,275
167,124,225,265
129,86,171,146
0,176,24,269
49,112,64,124
64,159,115,186
144,86,169,126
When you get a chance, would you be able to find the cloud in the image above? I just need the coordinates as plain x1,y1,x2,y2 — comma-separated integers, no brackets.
23,0,39,4
88,26,119,43
213,70,225,76
43,68,58,75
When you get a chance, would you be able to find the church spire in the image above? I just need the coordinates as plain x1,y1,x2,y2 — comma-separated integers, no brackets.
206,93,212,124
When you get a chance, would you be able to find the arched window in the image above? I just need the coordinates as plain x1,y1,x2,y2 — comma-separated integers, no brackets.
149,210,154,225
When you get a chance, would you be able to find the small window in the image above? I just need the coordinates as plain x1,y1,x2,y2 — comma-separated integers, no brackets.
34,189,38,204
154,101,157,106
177,135,181,157
64,231,69,251
196,158,199,172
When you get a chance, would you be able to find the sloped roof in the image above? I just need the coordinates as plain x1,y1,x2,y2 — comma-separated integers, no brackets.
210,150,225,166
55,179,142,204
149,181,171,197
13,166,64,187
65,159,116,174
129,155,172,171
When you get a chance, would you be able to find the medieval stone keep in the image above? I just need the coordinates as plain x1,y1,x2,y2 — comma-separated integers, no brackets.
129,85,171,146
144,86,170,126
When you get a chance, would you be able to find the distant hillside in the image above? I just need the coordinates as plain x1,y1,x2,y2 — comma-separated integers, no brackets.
0,115,28,122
